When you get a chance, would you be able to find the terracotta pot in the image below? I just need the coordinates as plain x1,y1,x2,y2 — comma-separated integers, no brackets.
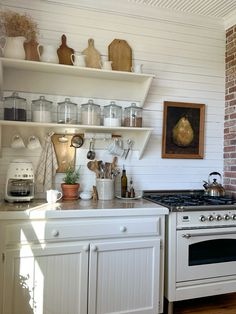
61,183,80,201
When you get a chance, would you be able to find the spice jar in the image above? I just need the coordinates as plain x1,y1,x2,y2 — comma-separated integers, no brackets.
81,99,101,125
31,96,52,123
3,92,27,121
57,98,77,124
124,103,143,127
103,101,122,127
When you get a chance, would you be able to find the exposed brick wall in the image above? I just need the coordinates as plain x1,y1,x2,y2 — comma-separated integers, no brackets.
225,26,236,197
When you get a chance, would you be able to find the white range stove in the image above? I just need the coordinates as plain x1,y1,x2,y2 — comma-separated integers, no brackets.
143,190,236,314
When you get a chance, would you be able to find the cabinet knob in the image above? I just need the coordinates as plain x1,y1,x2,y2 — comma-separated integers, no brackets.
90,245,97,252
83,245,89,252
51,229,59,237
120,226,127,232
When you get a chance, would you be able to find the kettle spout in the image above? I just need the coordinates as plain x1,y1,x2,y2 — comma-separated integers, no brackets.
203,180,208,190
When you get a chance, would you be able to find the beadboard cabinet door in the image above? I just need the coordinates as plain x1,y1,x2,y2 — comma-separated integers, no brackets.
2,243,89,314
88,239,161,314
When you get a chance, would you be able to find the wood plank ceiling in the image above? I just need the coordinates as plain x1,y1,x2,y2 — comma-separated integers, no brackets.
129,0,236,18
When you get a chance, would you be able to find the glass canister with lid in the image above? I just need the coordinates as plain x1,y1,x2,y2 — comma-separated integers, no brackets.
31,96,53,123
103,101,122,127
3,92,27,121
57,98,77,124
81,99,101,125
123,103,143,127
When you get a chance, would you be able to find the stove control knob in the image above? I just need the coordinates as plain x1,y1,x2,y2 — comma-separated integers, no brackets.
215,215,222,221
231,214,236,220
199,215,206,222
224,214,230,221
207,215,214,221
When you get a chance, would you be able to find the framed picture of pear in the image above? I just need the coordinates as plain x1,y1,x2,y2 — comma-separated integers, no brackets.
162,101,205,159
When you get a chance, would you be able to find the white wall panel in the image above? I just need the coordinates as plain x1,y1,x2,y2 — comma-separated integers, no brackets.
0,0,225,198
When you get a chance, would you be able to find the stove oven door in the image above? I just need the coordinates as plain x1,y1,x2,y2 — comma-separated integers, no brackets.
176,227,236,282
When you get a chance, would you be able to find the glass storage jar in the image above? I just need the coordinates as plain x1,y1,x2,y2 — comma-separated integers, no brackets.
123,103,143,127
3,92,27,121
103,101,122,127
81,99,101,125
31,96,52,123
57,98,77,124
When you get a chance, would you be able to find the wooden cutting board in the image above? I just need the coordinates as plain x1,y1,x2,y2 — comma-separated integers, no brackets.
82,38,101,68
52,134,75,173
57,34,74,65
108,39,132,72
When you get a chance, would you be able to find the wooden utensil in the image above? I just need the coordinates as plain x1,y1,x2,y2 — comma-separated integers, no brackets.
82,38,101,68
52,134,75,173
108,39,132,72
87,160,100,178
57,34,74,65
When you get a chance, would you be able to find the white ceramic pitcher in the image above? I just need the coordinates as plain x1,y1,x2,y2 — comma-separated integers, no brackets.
70,53,86,67
0,36,26,59
37,44,59,63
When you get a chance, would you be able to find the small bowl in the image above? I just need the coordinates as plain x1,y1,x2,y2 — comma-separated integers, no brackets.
80,191,92,200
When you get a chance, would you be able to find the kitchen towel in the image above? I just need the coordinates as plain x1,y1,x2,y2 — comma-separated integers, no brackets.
35,132,58,192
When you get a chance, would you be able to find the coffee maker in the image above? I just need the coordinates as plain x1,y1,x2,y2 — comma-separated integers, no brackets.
5,159,35,202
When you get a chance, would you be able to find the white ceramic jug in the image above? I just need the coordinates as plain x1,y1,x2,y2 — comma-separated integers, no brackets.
37,44,59,63
0,36,26,59
70,53,86,67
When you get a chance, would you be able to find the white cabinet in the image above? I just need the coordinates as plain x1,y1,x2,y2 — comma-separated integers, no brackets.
0,215,164,314
0,58,155,159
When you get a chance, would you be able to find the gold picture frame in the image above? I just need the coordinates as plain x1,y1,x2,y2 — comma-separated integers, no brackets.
162,101,205,159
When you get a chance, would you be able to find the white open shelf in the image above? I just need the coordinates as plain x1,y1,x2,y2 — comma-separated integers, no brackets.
0,58,155,106
0,120,153,159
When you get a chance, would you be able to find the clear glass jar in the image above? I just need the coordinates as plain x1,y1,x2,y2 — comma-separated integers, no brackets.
3,92,27,121
123,103,143,127
57,98,77,124
103,101,122,127
31,96,52,123
81,99,101,125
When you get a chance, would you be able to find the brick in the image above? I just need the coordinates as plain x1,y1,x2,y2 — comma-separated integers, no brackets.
224,146,236,152
229,86,236,93
225,94,235,101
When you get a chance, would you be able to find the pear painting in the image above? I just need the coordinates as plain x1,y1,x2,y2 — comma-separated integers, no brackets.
172,116,194,147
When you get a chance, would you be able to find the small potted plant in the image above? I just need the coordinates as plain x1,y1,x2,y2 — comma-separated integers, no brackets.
61,166,80,201
0,10,39,60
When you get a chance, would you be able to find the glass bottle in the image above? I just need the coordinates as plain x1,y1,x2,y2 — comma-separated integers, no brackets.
31,96,52,123
103,101,122,127
81,99,101,125
57,98,77,124
3,92,27,121
123,103,143,127
121,165,128,198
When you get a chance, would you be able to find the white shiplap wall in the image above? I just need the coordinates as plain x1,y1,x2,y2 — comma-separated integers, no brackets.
0,0,225,198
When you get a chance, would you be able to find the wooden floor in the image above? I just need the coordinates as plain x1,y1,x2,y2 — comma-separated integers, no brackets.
166,293,236,314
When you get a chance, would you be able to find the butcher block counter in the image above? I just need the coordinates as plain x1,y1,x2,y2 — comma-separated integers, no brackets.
0,198,168,314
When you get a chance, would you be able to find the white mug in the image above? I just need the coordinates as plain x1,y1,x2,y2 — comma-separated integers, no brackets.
131,64,143,73
70,53,86,67
11,135,25,149
27,136,41,150
101,60,112,70
46,189,62,203
107,139,125,157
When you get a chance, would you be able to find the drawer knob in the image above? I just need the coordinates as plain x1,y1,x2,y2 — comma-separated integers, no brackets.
83,245,89,252
51,229,59,237
91,245,97,252
120,226,127,232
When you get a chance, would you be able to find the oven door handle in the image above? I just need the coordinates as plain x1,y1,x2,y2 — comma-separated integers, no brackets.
182,231,236,239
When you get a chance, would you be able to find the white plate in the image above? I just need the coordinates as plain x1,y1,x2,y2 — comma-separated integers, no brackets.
115,195,142,200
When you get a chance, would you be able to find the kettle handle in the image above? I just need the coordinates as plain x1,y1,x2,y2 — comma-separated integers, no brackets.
208,172,222,183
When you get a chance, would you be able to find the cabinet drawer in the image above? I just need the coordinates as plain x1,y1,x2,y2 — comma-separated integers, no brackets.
5,217,161,245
